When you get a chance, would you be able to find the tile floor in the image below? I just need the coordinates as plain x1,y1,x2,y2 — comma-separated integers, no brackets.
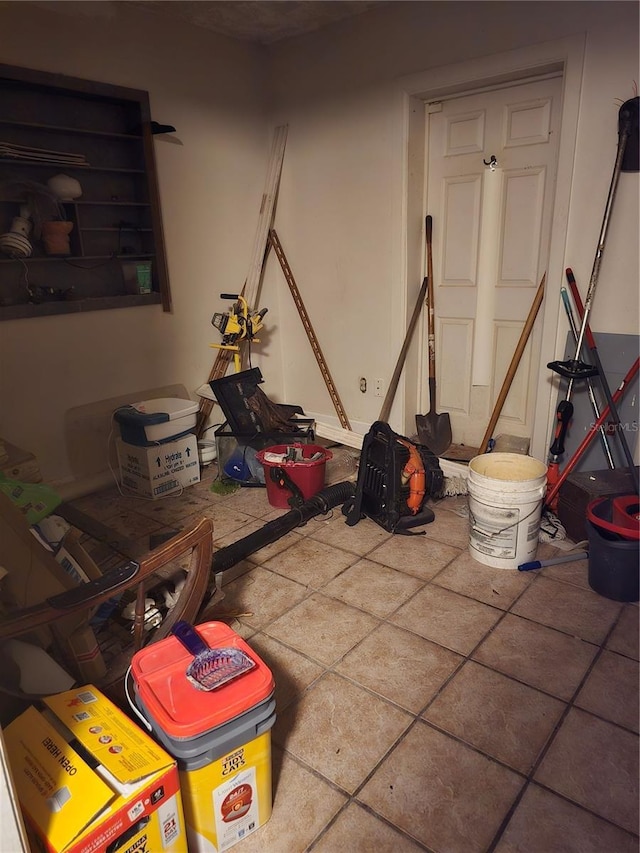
70,459,639,853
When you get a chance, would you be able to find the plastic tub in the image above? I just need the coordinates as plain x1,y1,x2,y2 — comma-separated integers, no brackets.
586,496,639,602
115,398,199,446
256,443,332,508
587,494,640,541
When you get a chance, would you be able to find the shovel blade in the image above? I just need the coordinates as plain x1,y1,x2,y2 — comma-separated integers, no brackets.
415,412,453,456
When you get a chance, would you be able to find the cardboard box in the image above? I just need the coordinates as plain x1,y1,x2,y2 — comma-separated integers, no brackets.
4,686,187,853
116,435,200,499
558,466,639,543
0,439,43,483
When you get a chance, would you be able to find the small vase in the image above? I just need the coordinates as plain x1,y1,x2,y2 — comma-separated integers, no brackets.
42,221,73,256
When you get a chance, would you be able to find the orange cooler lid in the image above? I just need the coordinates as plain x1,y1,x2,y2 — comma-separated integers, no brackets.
131,621,274,739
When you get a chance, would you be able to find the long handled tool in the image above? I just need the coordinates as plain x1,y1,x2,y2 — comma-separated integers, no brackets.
478,273,546,454
546,97,639,488
544,357,639,511
565,267,639,493
379,217,429,422
561,270,614,467
196,125,288,438
268,228,352,431
415,215,452,454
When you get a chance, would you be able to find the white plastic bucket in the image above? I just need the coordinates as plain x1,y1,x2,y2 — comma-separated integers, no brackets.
468,452,547,570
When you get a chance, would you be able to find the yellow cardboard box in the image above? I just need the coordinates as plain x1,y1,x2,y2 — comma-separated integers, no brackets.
4,686,187,853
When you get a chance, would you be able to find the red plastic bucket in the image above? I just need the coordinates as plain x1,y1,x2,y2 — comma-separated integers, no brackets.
587,494,640,541
256,443,332,508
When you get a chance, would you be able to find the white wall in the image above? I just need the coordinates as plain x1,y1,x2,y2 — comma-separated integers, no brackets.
0,1,269,486
265,0,639,458
0,1,638,486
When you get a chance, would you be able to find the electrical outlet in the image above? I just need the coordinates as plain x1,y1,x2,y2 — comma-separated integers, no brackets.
374,378,384,397
359,377,367,393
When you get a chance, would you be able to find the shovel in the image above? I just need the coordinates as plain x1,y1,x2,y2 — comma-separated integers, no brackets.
415,215,452,455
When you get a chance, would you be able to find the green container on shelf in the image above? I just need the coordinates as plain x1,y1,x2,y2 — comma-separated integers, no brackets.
123,260,153,294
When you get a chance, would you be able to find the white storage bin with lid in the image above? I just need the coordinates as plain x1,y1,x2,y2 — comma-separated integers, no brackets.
115,397,199,446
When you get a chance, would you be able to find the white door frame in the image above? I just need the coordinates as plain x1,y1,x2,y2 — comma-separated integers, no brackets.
390,34,585,461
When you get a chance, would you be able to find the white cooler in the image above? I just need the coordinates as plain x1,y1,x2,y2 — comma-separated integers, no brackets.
115,397,199,446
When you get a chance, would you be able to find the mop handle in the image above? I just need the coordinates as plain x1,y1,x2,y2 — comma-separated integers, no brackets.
572,117,632,359
560,283,614,468
565,270,596,350
567,268,640,493
545,357,640,509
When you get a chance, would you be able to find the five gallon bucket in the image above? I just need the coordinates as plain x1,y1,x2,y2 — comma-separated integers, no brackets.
256,443,332,508
131,621,276,853
468,452,547,569
586,496,639,602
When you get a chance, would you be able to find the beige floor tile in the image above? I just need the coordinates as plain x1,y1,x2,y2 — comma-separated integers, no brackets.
220,566,309,630
357,721,524,852
198,503,258,540
511,576,622,644
308,513,392,555
97,508,165,540
420,505,471,550
391,584,503,654
234,748,347,853
246,632,325,712
312,802,425,852
274,672,412,794
70,487,142,520
472,613,598,700
212,517,264,546
423,661,566,773
262,537,358,587
495,783,639,853
541,555,591,590
247,530,307,565
433,550,534,610
264,592,380,665
226,620,257,641
322,559,425,618
335,622,462,713
133,491,214,524
535,707,639,834
219,486,277,518
367,534,461,581
62,464,640,853
574,649,639,732
606,605,639,660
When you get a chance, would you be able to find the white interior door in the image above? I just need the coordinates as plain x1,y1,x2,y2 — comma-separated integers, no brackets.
423,75,562,449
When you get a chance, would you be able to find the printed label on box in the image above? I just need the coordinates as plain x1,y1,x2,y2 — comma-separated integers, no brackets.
116,436,200,499
213,766,259,852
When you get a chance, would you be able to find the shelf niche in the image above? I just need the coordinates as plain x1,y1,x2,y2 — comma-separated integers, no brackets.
0,63,172,319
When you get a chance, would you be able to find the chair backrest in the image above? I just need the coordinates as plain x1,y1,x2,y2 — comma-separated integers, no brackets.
0,495,213,709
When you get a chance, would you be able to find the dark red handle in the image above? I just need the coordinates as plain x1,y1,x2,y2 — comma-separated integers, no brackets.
565,269,596,349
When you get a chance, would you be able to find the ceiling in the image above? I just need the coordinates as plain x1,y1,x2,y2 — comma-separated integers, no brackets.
129,1,386,44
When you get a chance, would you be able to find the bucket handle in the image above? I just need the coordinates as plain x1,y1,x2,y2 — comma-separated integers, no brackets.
124,665,153,732
469,502,543,539
269,465,304,508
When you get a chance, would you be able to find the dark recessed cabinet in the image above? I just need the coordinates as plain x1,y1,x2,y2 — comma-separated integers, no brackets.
0,64,172,320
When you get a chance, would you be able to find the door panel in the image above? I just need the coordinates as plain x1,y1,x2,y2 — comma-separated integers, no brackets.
423,76,562,447
439,319,473,412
